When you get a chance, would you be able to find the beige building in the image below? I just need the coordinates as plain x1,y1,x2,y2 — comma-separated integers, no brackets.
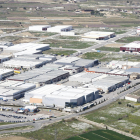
125,94,140,102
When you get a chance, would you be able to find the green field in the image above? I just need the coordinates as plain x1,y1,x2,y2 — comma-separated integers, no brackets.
41,39,94,49
96,47,120,52
43,49,76,56
66,130,134,140
116,36,140,43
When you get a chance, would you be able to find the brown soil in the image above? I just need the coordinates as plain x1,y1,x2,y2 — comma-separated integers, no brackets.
105,43,125,48
0,136,31,140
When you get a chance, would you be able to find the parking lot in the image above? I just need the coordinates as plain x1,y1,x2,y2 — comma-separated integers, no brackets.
0,109,50,123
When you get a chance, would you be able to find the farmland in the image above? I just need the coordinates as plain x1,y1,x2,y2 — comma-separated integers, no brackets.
41,39,94,49
66,130,134,140
84,99,140,137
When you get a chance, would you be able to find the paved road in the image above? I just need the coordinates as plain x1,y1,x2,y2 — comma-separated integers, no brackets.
0,81,139,134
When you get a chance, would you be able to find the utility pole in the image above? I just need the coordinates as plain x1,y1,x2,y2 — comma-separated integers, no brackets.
54,128,57,140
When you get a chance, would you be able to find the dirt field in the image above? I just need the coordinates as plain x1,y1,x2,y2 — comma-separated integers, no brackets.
0,136,31,140
13,38,36,44
104,43,125,48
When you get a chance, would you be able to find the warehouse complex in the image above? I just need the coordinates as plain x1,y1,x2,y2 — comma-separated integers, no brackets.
0,81,36,100
24,84,99,108
29,25,51,31
82,31,115,41
120,41,140,53
3,43,50,56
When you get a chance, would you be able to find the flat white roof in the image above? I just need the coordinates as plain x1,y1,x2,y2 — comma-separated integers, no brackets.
25,84,96,99
0,69,13,75
122,41,140,49
83,31,115,39
54,57,80,64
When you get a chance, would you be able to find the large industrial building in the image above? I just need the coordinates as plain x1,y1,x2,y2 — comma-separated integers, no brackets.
24,84,99,108
47,25,73,33
29,25,51,31
0,69,14,80
3,54,56,70
54,57,98,68
69,72,129,93
82,31,115,41
8,64,69,87
3,43,50,56
120,41,140,53
0,81,36,100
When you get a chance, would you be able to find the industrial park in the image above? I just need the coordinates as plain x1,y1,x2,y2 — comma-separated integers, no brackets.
0,0,140,140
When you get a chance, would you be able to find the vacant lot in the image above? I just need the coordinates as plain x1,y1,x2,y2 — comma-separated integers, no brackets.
0,36,36,44
41,39,94,49
82,52,140,62
96,47,120,52
84,99,140,137
17,119,99,140
0,136,31,140
116,36,140,43
43,49,76,56
66,130,134,140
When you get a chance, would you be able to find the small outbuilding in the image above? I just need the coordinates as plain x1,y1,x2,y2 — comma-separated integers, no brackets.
125,94,140,102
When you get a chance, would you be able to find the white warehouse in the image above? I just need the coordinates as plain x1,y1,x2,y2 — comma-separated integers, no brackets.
24,84,99,108
29,25,51,31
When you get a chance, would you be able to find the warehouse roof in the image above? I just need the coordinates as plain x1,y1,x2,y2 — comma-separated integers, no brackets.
25,84,98,100
0,69,14,75
73,59,97,67
126,94,140,99
121,41,140,49
82,31,114,39
88,67,112,73
125,68,140,74
54,57,80,64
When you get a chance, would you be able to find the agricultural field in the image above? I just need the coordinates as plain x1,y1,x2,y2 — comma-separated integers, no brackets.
17,119,100,140
43,49,76,56
84,99,140,137
66,130,134,140
41,39,94,49
116,36,140,43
